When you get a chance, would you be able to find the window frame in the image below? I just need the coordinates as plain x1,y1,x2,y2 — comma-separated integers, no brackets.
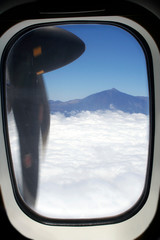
0,16,160,240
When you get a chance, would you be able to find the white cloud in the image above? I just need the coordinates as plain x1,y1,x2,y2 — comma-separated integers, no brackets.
8,110,149,219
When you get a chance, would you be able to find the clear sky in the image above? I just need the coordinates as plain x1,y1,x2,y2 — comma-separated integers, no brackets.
43,24,149,101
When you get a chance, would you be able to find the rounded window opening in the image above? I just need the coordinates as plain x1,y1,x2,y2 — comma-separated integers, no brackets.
5,23,150,221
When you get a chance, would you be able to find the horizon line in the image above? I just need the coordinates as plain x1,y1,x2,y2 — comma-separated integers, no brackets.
48,88,149,102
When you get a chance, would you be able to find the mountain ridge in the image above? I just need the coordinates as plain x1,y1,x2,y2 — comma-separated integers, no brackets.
49,88,149,115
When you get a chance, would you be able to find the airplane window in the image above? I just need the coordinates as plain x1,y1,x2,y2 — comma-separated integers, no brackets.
5,24,150,221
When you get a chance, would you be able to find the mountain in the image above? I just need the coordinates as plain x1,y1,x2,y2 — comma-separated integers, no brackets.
49,88,149,115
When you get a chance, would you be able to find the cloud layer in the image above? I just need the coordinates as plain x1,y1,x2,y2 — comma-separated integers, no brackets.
8,110,149,219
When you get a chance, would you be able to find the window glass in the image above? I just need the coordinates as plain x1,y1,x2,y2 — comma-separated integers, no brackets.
5,24,149,220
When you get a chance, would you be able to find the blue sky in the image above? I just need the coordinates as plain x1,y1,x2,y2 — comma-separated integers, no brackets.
43,24,149,101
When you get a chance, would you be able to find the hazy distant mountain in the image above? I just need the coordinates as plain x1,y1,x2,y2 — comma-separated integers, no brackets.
49,88,149,115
